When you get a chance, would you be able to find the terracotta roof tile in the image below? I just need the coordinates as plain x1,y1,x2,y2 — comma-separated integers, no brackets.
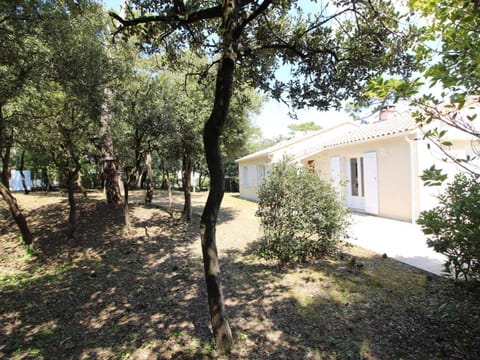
237,115,419,163
322,116,416,149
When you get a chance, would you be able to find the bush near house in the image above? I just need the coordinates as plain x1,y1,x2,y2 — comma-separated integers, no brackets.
418,173,480,282
256,159,349,263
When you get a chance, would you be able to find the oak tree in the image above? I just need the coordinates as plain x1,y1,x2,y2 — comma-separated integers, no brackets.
111,0,415,350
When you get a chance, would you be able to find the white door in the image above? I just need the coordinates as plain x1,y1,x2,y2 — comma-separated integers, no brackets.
347,156,365,210
330,156,341,196
364,152,379,215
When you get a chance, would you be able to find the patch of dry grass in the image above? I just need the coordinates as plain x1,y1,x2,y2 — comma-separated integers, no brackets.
1,191,479,359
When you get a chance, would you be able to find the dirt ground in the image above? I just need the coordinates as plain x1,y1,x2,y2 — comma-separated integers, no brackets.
1,190,479,359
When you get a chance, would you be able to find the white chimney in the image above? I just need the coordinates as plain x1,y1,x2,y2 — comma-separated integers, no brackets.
379,105,396,121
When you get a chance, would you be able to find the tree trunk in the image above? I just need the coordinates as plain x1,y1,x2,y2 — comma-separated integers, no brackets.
103,160,122,203
198,172,204,190
144,148,153,205
43,166,50,193
161,160,173,216
100,98,122,204
136,168,144,189
182,150,193,221
200,1,239,349
19,150,29,194
0,182,33,245
67,172,77,239
0,128,12,188
76,171,88,197
0,105,9,187
160,160,168,190
123,170,133,234
0,106,32,245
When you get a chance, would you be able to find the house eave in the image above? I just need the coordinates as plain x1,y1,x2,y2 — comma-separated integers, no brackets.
295,128,419,162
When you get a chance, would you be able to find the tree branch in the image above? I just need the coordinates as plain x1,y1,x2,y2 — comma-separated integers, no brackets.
241,42,339,62
297,6,354,40
109,5,222,34
238,0,272,34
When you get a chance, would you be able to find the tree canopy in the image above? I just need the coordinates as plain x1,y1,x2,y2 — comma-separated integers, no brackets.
288,121,322,135
409,0,480,93
112,1,416,109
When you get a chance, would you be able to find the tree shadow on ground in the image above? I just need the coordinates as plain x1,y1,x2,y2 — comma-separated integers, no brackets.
0,195,214,359
29,198,127,261
0,207,14,236
220,242,480,359
1,194,479,359
0,195,243,359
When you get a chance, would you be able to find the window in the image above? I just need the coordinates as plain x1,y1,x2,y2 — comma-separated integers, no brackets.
350,158,359,196
248,164,257,186
350,157,365,197
360,157,365,197
257,165,266,186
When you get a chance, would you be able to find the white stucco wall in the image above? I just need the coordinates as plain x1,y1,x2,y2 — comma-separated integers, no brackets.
416,139,475,212
301,136,414,222
237,155,269,201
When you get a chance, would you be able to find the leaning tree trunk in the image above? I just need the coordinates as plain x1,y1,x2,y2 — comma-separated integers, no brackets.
0,107,32,244
100,98,122,204
0,182,33,245
200,1,239,350
144,148,153,205
182,149,193,221
19,150,29,194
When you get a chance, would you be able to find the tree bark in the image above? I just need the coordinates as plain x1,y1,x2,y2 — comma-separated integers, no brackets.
136,168,144,189
198,172,204,190
1,138,11,187
0,182,33,245
200,1,239,350
0,122,13,189
103,160,122,202
0,105,13,186
161,160,174,215
0,106,32,245
43,166,50,193
76,170,88,197
182,149,193,221
160,160,169,190
19,150,29,194
123,169,134,234
67,175,76,238
144,148,153,205
100,99,122,204
66,166,81,239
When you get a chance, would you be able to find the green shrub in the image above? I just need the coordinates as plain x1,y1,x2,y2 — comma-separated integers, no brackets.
418,173,480,281
256,159,350,263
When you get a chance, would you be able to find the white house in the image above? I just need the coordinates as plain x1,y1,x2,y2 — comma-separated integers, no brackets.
236,104,479,222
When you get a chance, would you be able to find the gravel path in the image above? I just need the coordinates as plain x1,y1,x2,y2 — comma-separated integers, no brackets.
142,190,446,275
132,191,260,255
